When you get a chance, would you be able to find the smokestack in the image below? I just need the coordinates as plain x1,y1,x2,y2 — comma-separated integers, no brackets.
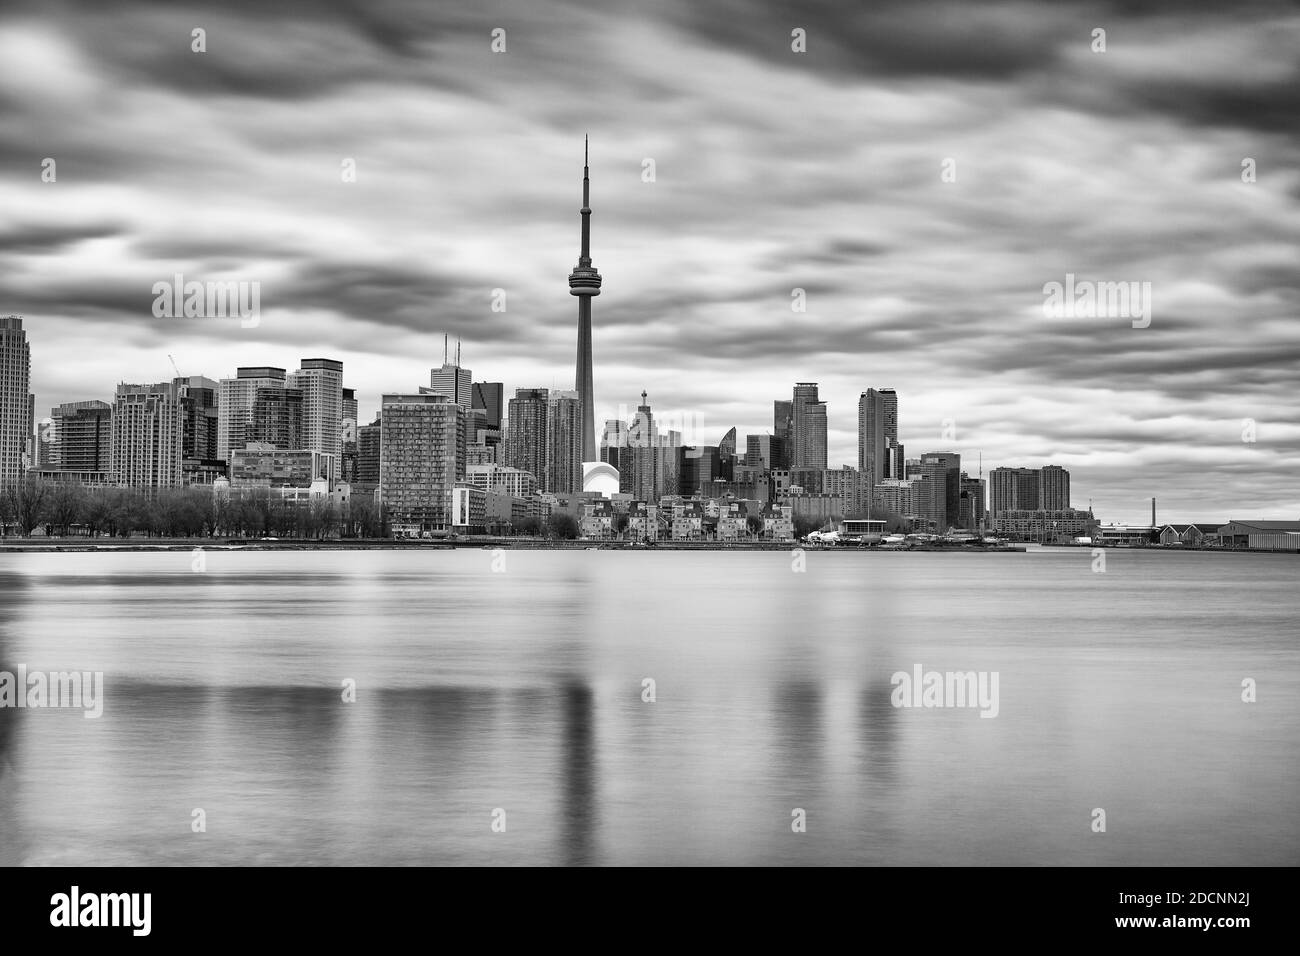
1152,497,1156,527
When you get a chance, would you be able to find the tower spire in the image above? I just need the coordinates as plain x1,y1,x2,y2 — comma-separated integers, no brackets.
570,136,602,465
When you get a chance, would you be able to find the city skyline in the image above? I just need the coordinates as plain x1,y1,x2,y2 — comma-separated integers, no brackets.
1,0,1297,522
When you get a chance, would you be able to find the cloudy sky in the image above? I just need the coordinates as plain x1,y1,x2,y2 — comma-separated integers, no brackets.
1,0,1297,522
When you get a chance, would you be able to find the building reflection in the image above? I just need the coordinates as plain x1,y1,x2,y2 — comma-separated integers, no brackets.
0,572,26,864
560,680,597,866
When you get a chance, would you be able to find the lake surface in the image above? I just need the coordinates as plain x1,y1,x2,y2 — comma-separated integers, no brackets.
0,547,1296,866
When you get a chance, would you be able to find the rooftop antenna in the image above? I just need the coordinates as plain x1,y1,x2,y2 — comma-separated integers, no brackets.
443,333,448,364
456,338,461,367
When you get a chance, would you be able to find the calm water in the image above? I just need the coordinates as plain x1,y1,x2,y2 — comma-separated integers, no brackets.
0,547,1296,866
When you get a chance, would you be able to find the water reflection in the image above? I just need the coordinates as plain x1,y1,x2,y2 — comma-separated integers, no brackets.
0,550,1296,866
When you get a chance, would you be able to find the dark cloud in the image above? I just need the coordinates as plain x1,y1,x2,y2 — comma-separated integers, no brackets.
0,0,1296,521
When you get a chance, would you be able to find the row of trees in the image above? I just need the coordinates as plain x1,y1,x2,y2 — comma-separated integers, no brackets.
0,478,385,539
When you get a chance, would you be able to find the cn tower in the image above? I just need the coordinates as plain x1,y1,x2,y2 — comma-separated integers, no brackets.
568,135,601,463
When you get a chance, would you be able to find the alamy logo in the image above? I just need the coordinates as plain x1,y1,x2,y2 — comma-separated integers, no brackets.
1042,273,1152,328
0,666,104,718
152,273,261,328
50,886,150,936
890,664,999,718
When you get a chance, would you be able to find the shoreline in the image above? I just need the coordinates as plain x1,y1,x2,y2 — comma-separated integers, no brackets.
1,538,1285,554
0,536,1037,553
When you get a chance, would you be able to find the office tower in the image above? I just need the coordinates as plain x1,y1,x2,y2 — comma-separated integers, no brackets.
989,467,1043,521
218,366,287,461
622,391,656,500
959,473,987,530
0,316,32,490
49,400,112,472
504,388,549,486
430,360,472,408
654,429,683,502
569,137,602,462
289,358,344,462
791,383,827,469
858,387,899,488
472,382,504,429
1041,465,1071,510
379,393,467,532
547,390,583,494
919,451,962,531
111,381,185,489
600,419,628,472
772,400,793,469
680,446,720,497
717,427,737,481
745,434,772,470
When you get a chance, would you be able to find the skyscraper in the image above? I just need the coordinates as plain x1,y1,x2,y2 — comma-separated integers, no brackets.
290,358,344,462
858,387,899,487
430,360,472,408
504,388,549,486
791,383,827,469
0,316,32,490
600,419,628,472
569,137,602,463
472,382,504,430
546,390,583,494
772,400,793,469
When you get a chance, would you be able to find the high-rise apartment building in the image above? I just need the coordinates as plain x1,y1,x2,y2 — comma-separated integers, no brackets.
504,388,549,487
49,400,112,472
248,385,303,450
218,366,287,461
1041,464,1071,511
546,390,583,494
290,358,344,462
990,467,1038,520
0,316,32,491
379,393,467,533
111,381,185,489
356,417,381,486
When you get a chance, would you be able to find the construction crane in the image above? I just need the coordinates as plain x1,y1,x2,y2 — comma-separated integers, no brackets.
169,354,188,397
